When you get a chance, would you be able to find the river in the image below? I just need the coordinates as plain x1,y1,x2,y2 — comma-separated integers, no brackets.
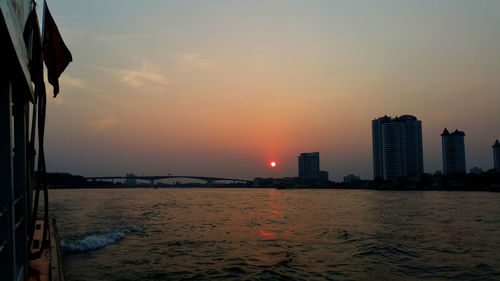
48,188,500,280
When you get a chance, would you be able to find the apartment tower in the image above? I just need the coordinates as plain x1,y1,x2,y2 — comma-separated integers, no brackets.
493,140,500,172
372,115,424,180
441,128,466,175
298,152,329,182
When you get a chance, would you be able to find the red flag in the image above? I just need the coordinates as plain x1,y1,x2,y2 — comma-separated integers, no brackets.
43,1,72,97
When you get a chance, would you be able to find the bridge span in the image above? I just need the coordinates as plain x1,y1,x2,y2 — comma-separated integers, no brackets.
85,175,252,185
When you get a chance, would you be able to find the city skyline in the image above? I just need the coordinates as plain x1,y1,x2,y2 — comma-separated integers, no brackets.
80,128,499,181
37,1,500,181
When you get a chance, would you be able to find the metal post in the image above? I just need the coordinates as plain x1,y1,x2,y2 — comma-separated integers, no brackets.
13,95,28,279
0,76,16,281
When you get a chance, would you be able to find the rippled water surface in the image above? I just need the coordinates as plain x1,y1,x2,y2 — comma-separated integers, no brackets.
49,188,500,280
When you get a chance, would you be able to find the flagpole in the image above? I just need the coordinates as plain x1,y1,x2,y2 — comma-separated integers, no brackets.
41,0,47,41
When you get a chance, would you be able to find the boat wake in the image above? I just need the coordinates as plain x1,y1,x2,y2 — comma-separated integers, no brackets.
60,225,146,254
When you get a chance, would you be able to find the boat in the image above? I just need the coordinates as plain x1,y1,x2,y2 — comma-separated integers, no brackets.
1,1,68,280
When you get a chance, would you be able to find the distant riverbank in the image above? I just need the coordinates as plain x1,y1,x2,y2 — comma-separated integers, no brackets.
47,184,500,192
41,171,500,191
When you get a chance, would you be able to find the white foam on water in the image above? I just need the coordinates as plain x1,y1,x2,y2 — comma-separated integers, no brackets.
61,225,146,253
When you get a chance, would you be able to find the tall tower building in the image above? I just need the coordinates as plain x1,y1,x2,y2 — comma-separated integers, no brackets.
441,128,466,175
372,115,423,180
399,115,424,178
298,152,329,182
493,140,500,172
298,152,320,179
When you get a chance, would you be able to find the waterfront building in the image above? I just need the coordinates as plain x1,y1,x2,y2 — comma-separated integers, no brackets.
298,152,329,182
372,115,424,180
298,152,319,178
493,140,500,172
343,174,361,183
470,167,482,175
441,128,466,175
125,173,137,186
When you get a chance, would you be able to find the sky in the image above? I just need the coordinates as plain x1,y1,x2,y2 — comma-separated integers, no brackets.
37,0,500,181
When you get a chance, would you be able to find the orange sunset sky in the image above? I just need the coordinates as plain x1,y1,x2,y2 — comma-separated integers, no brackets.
39,1,500,181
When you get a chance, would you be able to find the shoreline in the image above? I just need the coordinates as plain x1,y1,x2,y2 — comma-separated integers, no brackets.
46,185,500,192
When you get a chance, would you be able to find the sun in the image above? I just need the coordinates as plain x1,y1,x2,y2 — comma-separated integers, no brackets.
270,161,277,168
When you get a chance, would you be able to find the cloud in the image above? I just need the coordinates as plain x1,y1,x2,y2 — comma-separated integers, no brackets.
43,72,85,100
175,53,219,71
88,116,117,131
120,69,169,87
89,54,217,88
91,62,170,88
60,74,86,88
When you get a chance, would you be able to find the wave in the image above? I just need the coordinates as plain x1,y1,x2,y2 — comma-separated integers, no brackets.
61,225,146,253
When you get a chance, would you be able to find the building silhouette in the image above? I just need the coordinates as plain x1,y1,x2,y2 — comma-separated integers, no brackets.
470,167,482,175
372,115,423,180
125,173,137,186
298,152,328,182
343,174,361,183
441,128,466,175
493,140,500,172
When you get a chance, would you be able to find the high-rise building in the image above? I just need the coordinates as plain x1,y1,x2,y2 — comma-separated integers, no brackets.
298,152,319,179
372,115,423,180
493,140,500,172
441,128,466,175
298,152,328,182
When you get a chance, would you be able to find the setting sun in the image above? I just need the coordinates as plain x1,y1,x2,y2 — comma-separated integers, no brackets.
270,161,277,168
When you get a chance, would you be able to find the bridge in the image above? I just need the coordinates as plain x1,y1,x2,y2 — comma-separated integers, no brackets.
85,175,252,186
